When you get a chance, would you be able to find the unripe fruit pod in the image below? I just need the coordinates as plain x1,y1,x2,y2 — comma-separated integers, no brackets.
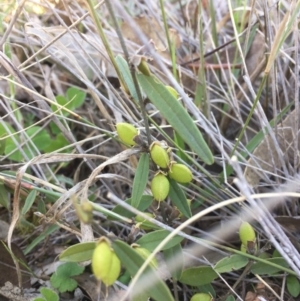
168,163,193,184
190,293,212,301
166,86,179,99
92,237,121,286
132,245,158,268
239,222,256,247
150,141,170,169
79,200,93,224
240,243,247,253
151,174,170,202
116,123,138,146
138,59,151,76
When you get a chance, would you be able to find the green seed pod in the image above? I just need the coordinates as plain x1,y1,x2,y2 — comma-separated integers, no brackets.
79,200,93,224
150,141,170,169
132,244,158,268
92,237,121,286
116,123,138,146
239,222,256,247
168,163,193,184
190,293,212,301
240,243,247,253
72,196,93,224
151,174,170,202
138,59,151,76
166,86,179,99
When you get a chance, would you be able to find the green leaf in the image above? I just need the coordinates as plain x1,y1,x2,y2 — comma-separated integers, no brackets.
173,131,189,163
179,266,218,286
137,74,214,165
198,283,216,298
25,126,51,151
21,190,37,216
50,262,84,293
0,121,17,146
131,153,150,208
66,87,86,110
168,178,192,218
287,275,300,297
51,95,68,114
214,254,249,273
113,240,174,301
115,55,138,102
37,199,46,214
59,242,96,262
225,295,235,301
44,133,71,153
163,243,183,280
110,195,153,220
40,287,59,301
250,257,289,275
1,122,20,161
0,184,9,209
51,87,86,116
33,298,46,301
5,126,51,161
136,229,183,251
0,135,6,155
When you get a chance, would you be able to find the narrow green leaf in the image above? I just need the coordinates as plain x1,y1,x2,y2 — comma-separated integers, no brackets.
287,275,300,297
173,131,189,163
179,266,218,286
22,190,37,216
168,178,192,218
59,242,96,262
136,229,183,251
131,153,150,208
214,254,249,273
250,257,289,275
110,195,153,220
137,74,214,165
115,55,138,102
24,225,59,255
113,240,174,301
163,243,183,280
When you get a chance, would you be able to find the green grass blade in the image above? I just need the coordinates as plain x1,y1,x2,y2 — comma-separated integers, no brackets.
21,190,37,216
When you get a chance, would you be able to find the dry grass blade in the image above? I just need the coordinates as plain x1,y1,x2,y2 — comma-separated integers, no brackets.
244,109,299,187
